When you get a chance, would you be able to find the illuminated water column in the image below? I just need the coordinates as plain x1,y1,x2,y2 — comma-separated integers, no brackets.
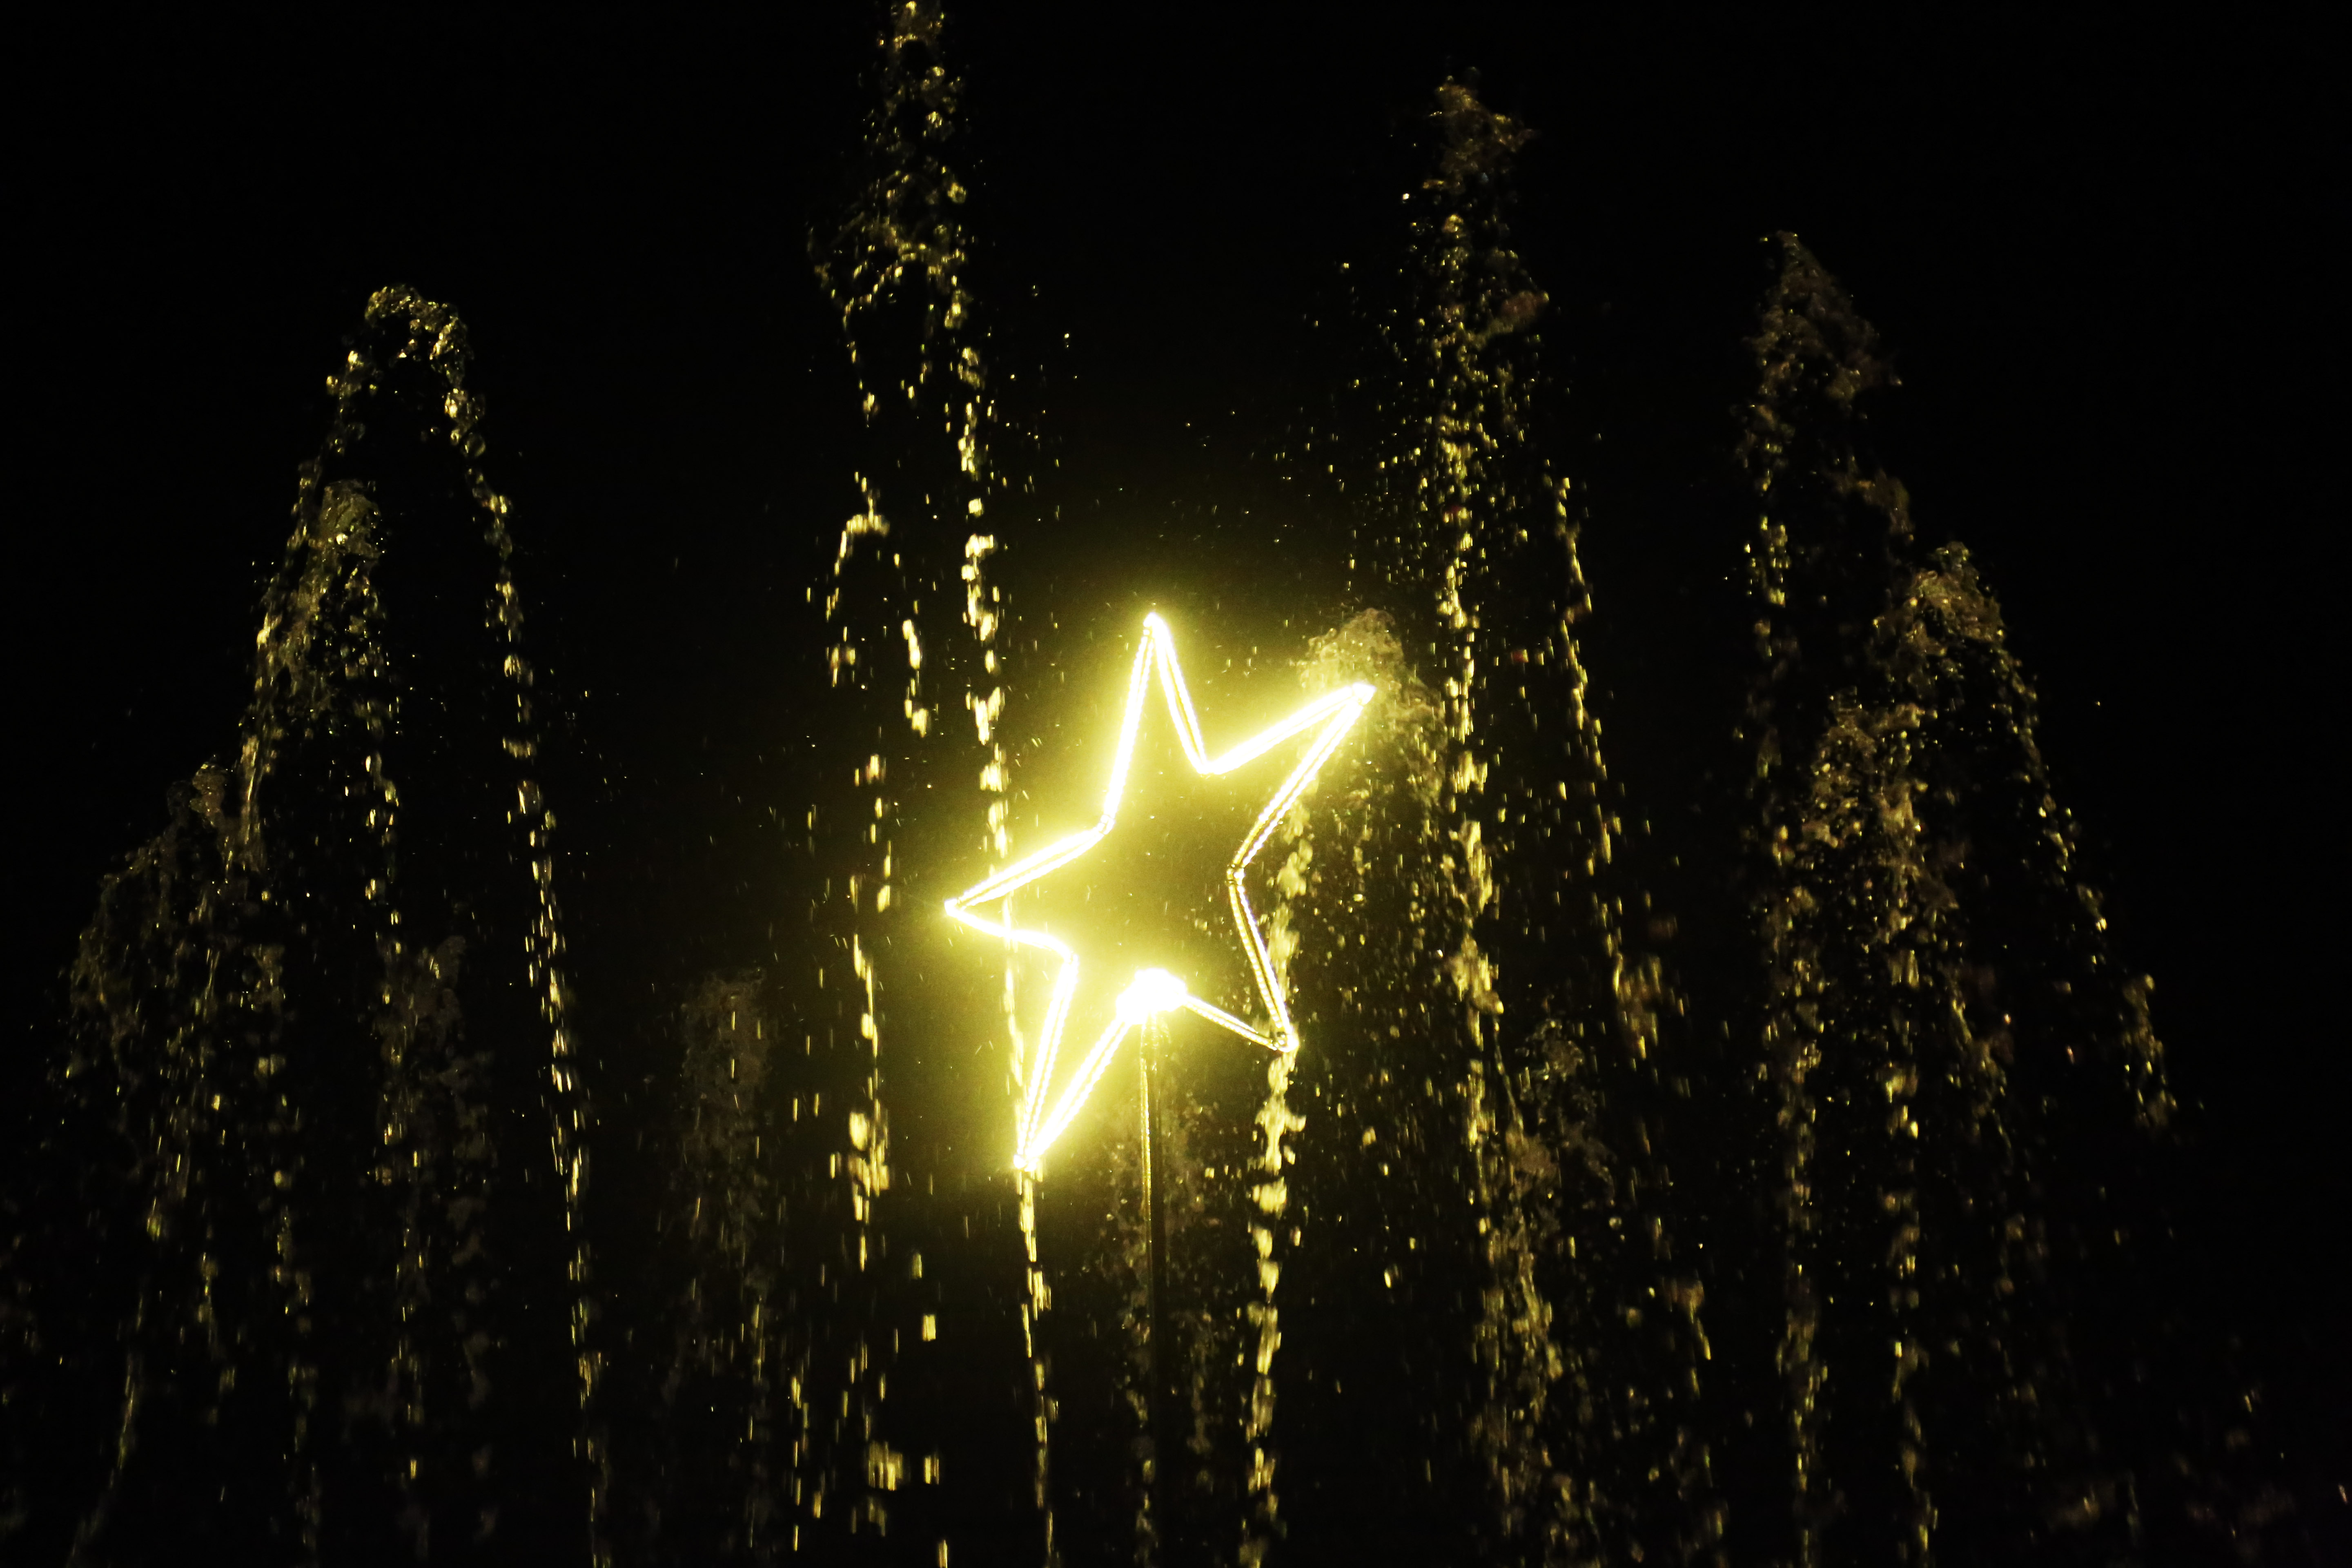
32,287,598,1564
800,1,1034,1558
1275,78,1721,1566
1737,232,2172,1565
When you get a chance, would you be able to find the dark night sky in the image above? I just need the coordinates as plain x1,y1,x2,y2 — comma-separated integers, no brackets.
14,4,2339,1482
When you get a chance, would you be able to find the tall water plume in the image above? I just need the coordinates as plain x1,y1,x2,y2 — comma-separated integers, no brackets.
633,6,1028,1559
767,0,1038,1557
1736,233,2172,1566
2,287,598,1564
1273,80,1719,1565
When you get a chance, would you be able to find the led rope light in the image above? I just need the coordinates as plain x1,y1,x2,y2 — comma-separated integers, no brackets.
947,612,1372,1174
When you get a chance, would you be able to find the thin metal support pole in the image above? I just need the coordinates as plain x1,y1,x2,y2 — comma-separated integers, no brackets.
1140,1016,1173,1553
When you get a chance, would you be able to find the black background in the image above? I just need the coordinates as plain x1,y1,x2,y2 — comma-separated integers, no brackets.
13,4,2340,1526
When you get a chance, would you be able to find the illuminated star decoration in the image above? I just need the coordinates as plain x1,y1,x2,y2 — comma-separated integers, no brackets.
946,613,1372,1175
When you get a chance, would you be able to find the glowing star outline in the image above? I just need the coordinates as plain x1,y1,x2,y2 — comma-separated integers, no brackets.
946,612,1372,1175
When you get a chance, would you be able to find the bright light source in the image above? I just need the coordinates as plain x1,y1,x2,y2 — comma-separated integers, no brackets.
1116,968,1190,1024
945,612,1372,1175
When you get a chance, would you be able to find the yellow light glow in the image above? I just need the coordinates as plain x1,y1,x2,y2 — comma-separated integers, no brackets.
946,612,1373,1174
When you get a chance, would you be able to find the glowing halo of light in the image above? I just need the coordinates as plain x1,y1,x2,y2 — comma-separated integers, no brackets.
945,612,1372,1175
